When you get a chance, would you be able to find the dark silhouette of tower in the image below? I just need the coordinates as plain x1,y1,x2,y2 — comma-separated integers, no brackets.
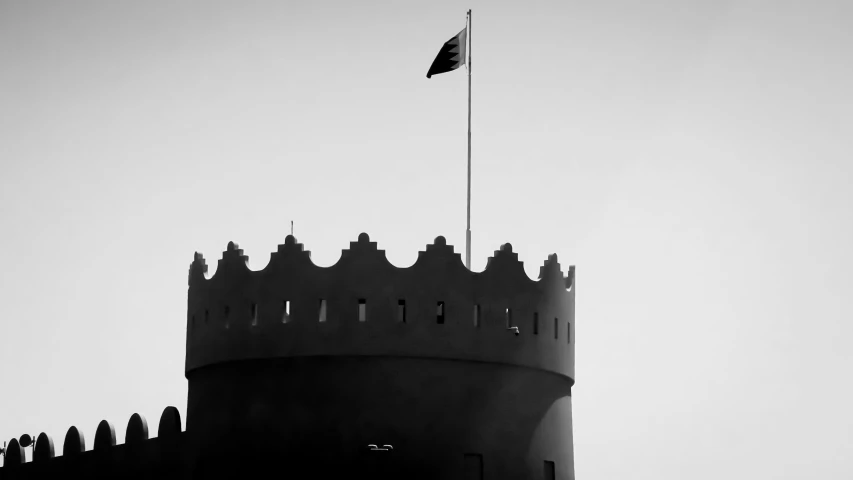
0,234,576,480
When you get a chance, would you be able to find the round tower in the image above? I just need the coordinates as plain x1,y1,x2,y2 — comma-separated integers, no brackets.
184,234,576,479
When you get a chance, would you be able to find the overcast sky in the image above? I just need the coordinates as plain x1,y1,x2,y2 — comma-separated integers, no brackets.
1,0,852,478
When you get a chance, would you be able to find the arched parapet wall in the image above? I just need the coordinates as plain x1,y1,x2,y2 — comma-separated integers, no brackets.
93,420,116,451
33,433,55,462
3,439,24,466
158,406,182,440
186,234,576,382
62,426,85,457
0,409,188,478
125,413,149,445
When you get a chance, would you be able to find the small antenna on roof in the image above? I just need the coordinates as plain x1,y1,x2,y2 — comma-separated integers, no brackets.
291,221,294,236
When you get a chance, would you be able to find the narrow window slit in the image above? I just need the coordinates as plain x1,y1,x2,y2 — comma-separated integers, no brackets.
554,317,559,339
224,305,230,329
505,308,513,328
204,309,209,324
473,304,481,327
250,303,258,326
398,299,406,323
544,460,556,480
358,299,367,322
436,301,445,324
318,299,327,323
568,321,571,343
282,300,291,323
533,312,539,335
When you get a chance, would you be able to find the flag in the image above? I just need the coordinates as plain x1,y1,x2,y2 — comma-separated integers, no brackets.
426,28,467,78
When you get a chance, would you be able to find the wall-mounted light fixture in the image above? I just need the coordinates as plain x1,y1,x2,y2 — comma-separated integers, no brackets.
367,444,394,451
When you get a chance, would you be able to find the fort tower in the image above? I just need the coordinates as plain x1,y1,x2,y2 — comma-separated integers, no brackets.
1,234,576,480
185,234,576,479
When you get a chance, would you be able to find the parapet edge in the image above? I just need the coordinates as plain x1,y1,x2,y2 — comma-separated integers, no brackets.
189,234,573,290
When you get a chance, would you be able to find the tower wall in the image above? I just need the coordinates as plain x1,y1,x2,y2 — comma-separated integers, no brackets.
184,233,576,479
186,234,575,380
186,357,573,479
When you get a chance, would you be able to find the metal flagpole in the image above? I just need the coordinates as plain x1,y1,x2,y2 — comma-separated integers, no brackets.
466,9,472,270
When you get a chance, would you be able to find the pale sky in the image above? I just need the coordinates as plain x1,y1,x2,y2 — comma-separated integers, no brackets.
1,0,852,478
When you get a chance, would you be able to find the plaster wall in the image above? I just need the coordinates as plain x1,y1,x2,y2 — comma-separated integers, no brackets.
186,356,574,480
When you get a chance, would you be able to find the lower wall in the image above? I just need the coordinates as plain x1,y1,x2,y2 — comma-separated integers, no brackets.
186,356,575,480
0,434,186,480
0,357,575,480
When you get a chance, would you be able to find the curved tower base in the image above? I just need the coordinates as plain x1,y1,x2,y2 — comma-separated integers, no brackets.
186,356,574,479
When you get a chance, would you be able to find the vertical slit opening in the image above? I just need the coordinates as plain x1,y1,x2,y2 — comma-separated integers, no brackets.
544,460,556,480
224,305,230,328
282,300,291,323
533,312,539,335
554,317,559,339
568,321,571,343
318,299,327,323
251,303,258,326
505,308,513,328
437,301,445,324
358,299,367,322
204,309,209,324
473,304,481,327
398,299,406,323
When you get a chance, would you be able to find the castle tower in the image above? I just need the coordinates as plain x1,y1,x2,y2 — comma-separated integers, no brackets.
184,234,576,479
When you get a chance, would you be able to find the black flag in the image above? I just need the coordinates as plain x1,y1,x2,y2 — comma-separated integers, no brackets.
426,28,467,78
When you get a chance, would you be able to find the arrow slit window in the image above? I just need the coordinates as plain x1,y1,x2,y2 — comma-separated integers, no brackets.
318,299,327,323
282,300,291,323
398,299,406,323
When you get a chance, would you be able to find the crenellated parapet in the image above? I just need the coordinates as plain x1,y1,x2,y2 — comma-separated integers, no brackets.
0,407,184,478
186,234,576,383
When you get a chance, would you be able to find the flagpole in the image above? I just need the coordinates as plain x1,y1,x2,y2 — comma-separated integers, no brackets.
465,9,472,270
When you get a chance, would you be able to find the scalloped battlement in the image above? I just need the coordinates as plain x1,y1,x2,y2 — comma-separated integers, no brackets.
186,234,576,382
1,407,183,475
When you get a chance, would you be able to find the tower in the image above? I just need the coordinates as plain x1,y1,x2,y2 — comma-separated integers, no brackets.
184,233,576,479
